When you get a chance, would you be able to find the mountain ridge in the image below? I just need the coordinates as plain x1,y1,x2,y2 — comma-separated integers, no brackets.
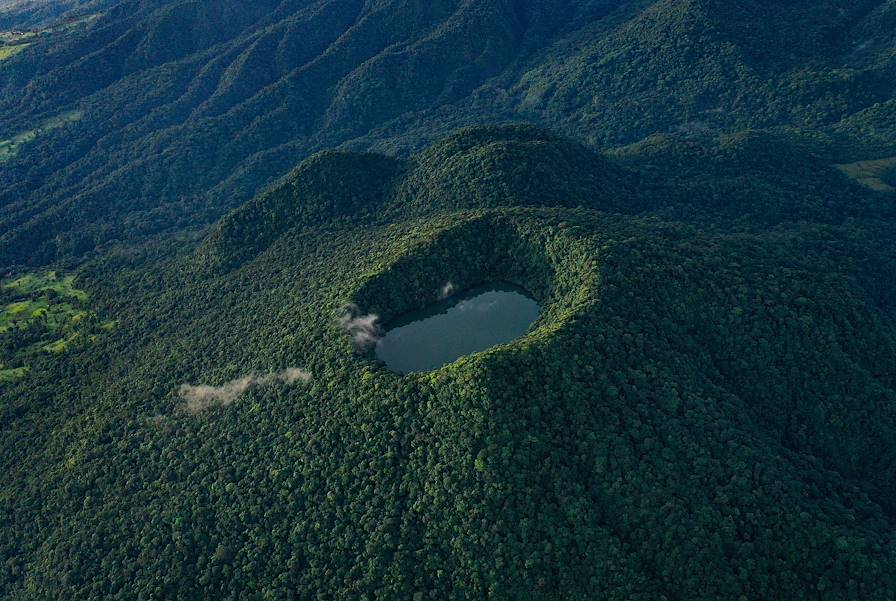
2,0,896,266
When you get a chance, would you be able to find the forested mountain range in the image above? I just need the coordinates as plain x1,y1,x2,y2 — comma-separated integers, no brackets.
2,1,896,600
0,0,895,265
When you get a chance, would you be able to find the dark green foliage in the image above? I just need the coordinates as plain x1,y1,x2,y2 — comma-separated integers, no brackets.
2,0,896,265
2,125,896,599
200,151,406,272
200,124,894,273
394,125,637,213
0,1,895,599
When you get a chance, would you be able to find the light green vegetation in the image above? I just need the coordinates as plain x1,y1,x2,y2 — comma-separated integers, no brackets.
836,156,896,192
43,335,80,354
0,271,91,337
0,110,82,162
0,31,35,44
0,271,109,383
0,299,48,333
1,272,89,333
0,42,28,62
4,270,88,301
0,366,28,383
4,301,32,316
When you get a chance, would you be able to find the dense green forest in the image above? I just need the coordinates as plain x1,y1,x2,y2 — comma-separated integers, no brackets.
1,0,896,599
1,0,896,264
1,124,895,599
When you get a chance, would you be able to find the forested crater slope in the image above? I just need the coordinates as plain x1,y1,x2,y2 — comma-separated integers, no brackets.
1,125,895,599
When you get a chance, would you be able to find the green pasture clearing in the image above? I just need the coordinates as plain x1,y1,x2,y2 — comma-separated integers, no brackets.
0,271,111,380
4,270,88,301
836,156,896,192
0,11,103,43
0,268,116,380
0,43,28,62
0,270,90,333
5,300,33,315
0,110,83,162
0,31,36,44
43,335,81,354
0,299,49,333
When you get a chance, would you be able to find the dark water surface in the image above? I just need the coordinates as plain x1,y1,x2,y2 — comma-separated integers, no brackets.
375,283,540,374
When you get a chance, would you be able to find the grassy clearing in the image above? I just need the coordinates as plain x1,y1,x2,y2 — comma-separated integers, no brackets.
0,43,28,62
5,301,32,315
835,156,896,192
0,272,89,334
43,335,81,354
0,110,83,162
4,271,88,301
0,31,35,44
0,271,110,381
